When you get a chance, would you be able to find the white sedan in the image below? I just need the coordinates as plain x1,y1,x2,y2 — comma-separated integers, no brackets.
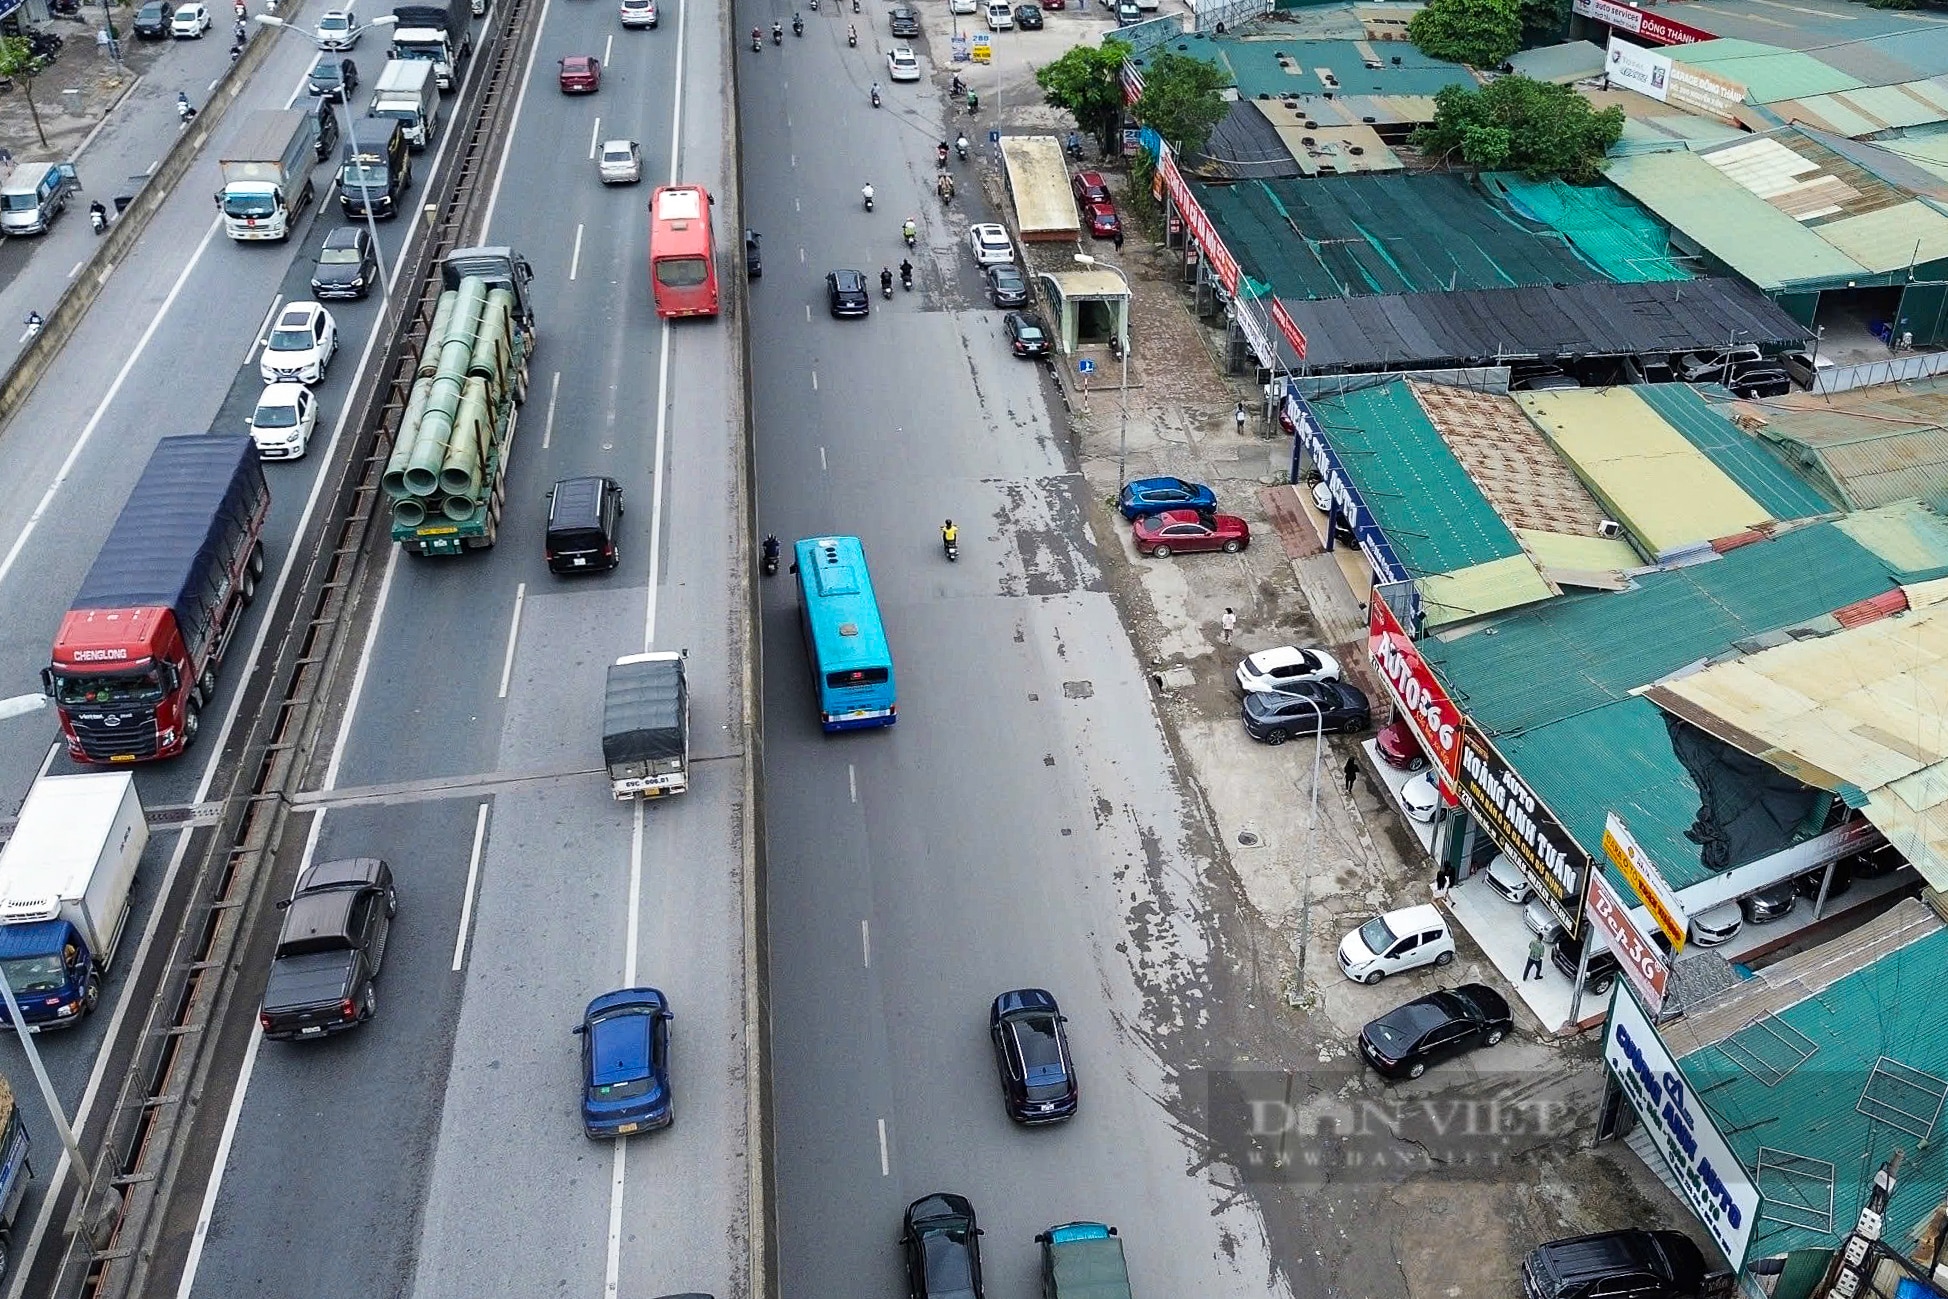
598,139,643,184
1234,644,1341,695
1400,771,1440,823
247,383,319,460
314,8,358,47
887,45,920,81
968,223,1014,266
171,2,211,36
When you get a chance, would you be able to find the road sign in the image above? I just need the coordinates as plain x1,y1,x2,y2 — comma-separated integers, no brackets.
988,129,1001,144
1078,358,1097,375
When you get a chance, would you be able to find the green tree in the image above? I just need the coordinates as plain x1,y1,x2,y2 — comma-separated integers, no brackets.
0,36,51,150
1035,41,1129,155
1132,50,1230,159
1411,76,1624,183
1519,0,1569,46
1408,0,1522,69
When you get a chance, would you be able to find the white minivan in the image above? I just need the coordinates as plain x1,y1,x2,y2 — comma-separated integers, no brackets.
1338,904,1455,984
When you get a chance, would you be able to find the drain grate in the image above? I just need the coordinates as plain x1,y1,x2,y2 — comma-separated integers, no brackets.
1237,830,1262,847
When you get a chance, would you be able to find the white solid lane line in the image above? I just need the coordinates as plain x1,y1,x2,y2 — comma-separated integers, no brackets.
878,1118,890,1176
848,761,855,802
602,31,613,63
451,803,491,972
541,370,561,450
861,918,870,967
569,224,585,281
602,1141,629,1299
588,115,602,157
497,582,527,700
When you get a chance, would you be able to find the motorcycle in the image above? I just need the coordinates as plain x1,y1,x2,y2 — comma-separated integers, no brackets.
88,202,107,235
965,91,979,115
869,85,881,107
846,24,856,43
751,28,761,49
899,263,913,291
771,22,782,43
792,13,802,34
761,534,780,577
862,185,874,212
880,270,893,299
950,74,963,97
936,143,948,170
941,528,959,562
22,312,43,340
955,134,968,160
176,95,197,123
1066,131,1081,157
902,221,917,248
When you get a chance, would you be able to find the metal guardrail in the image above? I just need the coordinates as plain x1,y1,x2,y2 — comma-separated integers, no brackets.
34,0,550,1292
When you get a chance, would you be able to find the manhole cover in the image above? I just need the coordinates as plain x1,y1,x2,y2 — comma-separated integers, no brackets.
1237,830,1261,847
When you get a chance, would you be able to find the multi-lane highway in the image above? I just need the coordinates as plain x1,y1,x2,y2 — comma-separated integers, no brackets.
741,10,1288,1296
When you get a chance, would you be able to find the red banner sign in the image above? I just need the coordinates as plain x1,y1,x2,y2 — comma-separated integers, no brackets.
1574,0,1712,45
1586,868,1668,1013
1156,146,1241,295
1268,296,1306,360
1367,597,1461,783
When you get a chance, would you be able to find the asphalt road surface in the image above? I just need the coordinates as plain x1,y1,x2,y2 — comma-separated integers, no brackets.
741,12,1287,1298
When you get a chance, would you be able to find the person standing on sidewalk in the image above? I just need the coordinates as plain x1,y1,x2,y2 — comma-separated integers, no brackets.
1342,755,1358,796
1220,608,1236,642
1235,401,1248,436
1523,936,1546,981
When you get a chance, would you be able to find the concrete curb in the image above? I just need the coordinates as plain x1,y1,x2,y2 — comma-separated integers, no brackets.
0,23,278,434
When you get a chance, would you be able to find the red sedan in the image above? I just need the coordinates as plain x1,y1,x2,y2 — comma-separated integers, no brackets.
1375,717,1428,771
559,54,601,93
1132,509,1250,558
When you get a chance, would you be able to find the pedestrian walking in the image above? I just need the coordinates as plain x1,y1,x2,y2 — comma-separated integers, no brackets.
1342,755,1358,796
1523,936,1546,981
1111,225,1123,251
1220,608,1236,642
1235,401,1248,436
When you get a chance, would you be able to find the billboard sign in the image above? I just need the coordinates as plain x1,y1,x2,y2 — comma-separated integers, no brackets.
1575,0,1713,45
1156,144,1242,294
1586,869,1668,1013
1604,989,1758,1266
1268,296,1307,360
1367,597,1461,783
1601,813,1689,953
1606,37,1670,101
1456,720,1592,935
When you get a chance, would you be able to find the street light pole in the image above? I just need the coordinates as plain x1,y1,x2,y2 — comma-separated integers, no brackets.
1287,694,1324,827
1075,252,1130,486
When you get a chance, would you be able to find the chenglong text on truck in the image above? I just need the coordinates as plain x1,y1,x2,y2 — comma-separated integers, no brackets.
43,434,270,761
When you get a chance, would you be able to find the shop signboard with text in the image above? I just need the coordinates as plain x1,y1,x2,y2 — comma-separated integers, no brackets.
1586,869,1668,1013
1367,598,1461,784
1456,720,1592,936
1155,144,1241,294
1575,0,1712,45
1601,813,1689,953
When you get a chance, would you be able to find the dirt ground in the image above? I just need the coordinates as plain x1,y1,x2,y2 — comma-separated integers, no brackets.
0,10,149,159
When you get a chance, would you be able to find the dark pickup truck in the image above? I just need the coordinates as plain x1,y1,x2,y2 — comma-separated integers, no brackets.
259,858,395,1041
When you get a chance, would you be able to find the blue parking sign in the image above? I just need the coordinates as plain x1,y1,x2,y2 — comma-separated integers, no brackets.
1078,358,1097,375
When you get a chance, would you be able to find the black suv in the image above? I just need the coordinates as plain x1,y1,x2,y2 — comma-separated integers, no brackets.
308,55,360,101
546,476,624,574
133,0,172,37
1522,1230,1708,1299
901,1193,985,1299
827,269,870,318
889,4,920,34
312,226,381,300
989,989,1077,1123
1550,927,1670,997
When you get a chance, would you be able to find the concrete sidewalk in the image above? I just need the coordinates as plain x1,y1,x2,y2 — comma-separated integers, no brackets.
0,6,252,369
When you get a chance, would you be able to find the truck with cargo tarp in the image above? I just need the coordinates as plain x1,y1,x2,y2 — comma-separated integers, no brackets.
0,772,145,1030
44,434,270,762
214,108,319,241
1036,1221,1134,1299
603,652,689,798
391,0,470,88
383,247,535,555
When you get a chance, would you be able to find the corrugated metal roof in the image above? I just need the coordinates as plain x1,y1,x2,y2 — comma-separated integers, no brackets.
1205,36,1476,102
1662,905,1948,1262
1419,518,1910,737
1516,528,1644,580
1310,379,1526,575
1771,79,1948,137
1418,555,1556,629
1672,38,1865,106
1411,381,1614,535
1757,406,1948,511
1642,601,1948,891
1631,384,1839,520
1518,387,1775,558
1604,151,1869,290
1835,499,1948,577
1506,40,1605,84
1818,199,1948,270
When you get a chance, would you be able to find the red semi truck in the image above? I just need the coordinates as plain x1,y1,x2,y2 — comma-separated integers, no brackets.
42,434,270,763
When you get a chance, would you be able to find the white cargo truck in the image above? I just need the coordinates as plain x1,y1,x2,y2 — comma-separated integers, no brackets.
214,108,319,241
369,58,441,151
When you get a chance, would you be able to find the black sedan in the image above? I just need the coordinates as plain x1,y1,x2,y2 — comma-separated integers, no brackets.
827,269,870,318
307,54,359,101
1003,311,1050,358
1241,680,1369,743
133,0,172,36
889,3,920,33
901,1193,985,1299
1013,3,1043,26
989,988,1077,1123
1358,983,1512,1080
985,263,1029,308
311,226,382,300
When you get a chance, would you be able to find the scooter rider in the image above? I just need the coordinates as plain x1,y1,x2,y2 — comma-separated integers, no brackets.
956,132,969,159
88,199,107,232
870,80,882,106
847,21,856,42
902,217,917,246
941,519,958,556
880,266,894,296
751,25,762,48
761,534,781,575
936,141,949,168
899,258,913,289
862,182,875,210
792,11,802,33
771,19,782,41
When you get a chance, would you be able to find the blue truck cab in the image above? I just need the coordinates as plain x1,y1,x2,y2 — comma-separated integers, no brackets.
0,920,99,1027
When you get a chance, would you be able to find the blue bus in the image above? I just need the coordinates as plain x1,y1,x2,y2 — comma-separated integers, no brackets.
793,535,897,731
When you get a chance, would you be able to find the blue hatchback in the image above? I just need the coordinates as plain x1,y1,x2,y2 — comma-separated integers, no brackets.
574,987,674,1138
1117,476,1218,520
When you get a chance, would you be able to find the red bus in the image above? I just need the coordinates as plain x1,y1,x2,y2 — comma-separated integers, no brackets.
648,184,720,318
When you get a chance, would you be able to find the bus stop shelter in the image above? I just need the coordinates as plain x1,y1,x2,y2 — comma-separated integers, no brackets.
1035,268,1129,355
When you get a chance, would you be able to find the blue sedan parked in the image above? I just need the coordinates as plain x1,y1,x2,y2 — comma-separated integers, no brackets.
574,987,674,1138
1117,476,1218,520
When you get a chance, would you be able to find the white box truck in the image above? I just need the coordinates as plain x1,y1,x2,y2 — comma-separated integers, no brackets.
0,772,145,1030
214,108,319,241
369,59,441,151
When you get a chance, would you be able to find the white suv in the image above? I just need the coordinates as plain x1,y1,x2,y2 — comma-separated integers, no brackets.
260,302,340,385
1337,904,1455,984
984,0,1013,27
968,223,1014,266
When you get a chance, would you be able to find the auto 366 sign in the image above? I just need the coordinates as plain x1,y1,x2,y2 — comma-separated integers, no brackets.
1367,598,1460,782
1457,720,1592,935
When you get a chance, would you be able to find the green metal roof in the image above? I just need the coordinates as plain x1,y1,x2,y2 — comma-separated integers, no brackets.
1630,385,1839,520
1311,380,1523,575
1671,38,1865,106
1604,152,1871,291
1193,173,1607,301
1675,925,1948,1261
1419,520,1908,736
1209,36,1476,101
1482,173,1693,283
1772,80,1948,137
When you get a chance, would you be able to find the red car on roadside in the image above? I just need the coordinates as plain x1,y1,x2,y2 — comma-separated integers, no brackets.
559,54,601,93
1132,509,1249,558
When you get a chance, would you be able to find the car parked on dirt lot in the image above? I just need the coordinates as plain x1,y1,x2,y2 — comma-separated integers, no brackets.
1117,476,1216,520
1003,311,1050,358
1013,3,1042,26
134,0,173,38
1241,680,1370,743
1233,644,1340,693
1521,1229,1708,1299
1132,509,1248,557
1338,904,1454,983
989,988,1077,1123
171,2,211,37
1358,983,1511,1080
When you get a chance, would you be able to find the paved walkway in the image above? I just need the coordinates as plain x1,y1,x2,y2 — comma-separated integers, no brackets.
0,7,252,368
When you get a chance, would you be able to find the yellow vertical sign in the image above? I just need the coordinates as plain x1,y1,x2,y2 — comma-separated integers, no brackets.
1600,813,1689,954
